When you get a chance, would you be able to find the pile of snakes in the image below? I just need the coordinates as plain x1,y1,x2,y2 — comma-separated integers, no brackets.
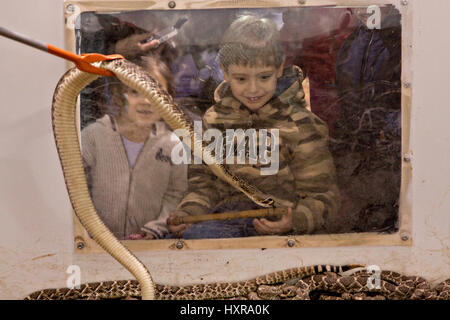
25,265,450,300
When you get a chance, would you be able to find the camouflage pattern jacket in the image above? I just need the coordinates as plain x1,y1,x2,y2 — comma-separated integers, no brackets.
176,65,340,234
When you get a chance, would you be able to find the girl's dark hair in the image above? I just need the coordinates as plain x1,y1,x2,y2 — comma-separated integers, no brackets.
219,14,285,72
134,55,175,97
106,54,175,117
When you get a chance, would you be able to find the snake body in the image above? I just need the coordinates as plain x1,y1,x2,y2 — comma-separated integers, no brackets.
51,64,159,299
24,265,352,300
254,271,450,300
49,58,279,300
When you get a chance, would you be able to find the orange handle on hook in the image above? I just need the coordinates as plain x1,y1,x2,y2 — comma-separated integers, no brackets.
0,26,123,77
47,44,123,76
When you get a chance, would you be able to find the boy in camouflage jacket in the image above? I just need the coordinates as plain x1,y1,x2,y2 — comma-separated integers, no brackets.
168,15,340,238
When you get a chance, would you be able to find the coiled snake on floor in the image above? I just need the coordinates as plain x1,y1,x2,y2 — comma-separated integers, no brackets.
28,58,449,300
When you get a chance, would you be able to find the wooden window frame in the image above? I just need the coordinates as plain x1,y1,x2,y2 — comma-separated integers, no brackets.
65,0,413,253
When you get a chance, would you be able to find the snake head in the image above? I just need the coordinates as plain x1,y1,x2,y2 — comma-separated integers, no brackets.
261,197,275,207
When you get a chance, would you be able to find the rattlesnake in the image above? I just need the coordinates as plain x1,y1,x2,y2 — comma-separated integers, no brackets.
24,265,349,300
256,271,450,300
25,266,450,300
50,58,280,300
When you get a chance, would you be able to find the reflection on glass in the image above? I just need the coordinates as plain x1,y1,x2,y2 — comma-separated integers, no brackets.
77,5,401,240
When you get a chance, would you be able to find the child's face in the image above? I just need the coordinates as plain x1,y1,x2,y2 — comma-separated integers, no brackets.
221,63,284,112
122,70,167,128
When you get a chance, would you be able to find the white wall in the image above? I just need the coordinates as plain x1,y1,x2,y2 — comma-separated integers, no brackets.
0,0,448,299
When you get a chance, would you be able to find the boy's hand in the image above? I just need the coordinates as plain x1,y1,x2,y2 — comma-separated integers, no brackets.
253,207,293,235
167,210,192,237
